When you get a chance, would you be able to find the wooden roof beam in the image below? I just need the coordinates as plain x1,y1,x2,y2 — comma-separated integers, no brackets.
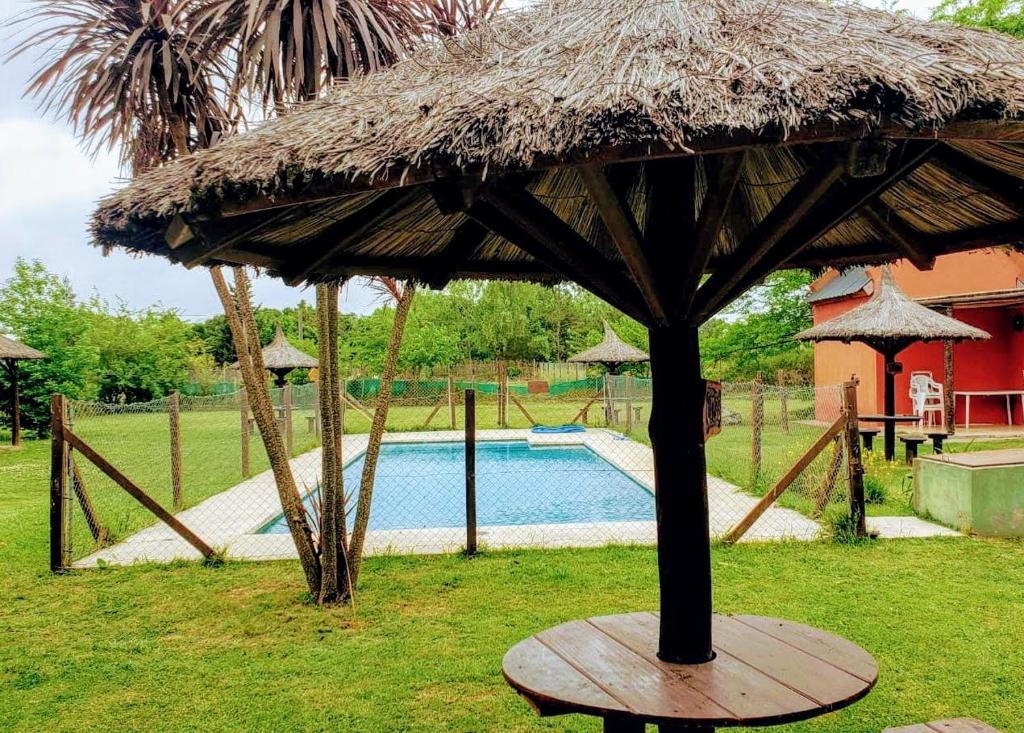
678,152,747,320
421,219,490,289
578,164,668,324
474,183,652,323
931,144,1024,213
171,207,299,268
461,196,650,324
860,202,935,271
694,141,938,320
692,153,847,319
279,188,417,286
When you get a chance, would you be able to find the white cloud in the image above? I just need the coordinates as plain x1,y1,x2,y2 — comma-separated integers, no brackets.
0,119,121,218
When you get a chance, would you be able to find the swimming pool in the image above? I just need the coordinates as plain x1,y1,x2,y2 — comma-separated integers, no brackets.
260,440,654,533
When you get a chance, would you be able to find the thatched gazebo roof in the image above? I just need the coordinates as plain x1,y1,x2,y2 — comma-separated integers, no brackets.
0,334,45,361
92,0,1024,311
569,321,649,367
796,267,990,353
260,325,319,370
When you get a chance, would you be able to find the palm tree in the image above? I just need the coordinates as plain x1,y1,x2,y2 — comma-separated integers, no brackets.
348,277,415,585
10,0,234,169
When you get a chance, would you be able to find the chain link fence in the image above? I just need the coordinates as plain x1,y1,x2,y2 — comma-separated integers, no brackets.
54,374,857,569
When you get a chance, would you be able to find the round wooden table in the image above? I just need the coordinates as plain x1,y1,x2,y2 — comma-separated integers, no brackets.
503,612,877,732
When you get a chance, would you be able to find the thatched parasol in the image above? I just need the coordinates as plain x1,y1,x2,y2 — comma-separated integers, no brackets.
237,325,318,387
798,267,989,458
568,321,649,372
90,0,1024,671
568,321,649,425
0,334,45,446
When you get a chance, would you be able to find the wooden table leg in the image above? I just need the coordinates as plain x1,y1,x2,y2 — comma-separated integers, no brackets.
603,715,645,732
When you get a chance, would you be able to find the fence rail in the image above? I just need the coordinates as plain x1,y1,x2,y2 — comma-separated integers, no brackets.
50,377,864,572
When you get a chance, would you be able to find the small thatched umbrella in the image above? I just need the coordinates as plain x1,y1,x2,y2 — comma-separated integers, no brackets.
569,321,649,373
91,0,1024,684
798,268,989,459
569,321,649,424
0,334,45,446
238,325,319,387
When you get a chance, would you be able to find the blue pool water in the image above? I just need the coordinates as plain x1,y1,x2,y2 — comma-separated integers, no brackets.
260,440,653,533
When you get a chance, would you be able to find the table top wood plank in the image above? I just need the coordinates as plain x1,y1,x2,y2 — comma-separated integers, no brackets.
501,636,628,717
536,619,733,721
711,615,870,709
732,615,878,683
590,612,824,722
503,613,877,727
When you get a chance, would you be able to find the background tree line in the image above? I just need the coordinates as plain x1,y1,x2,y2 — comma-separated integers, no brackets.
1,257,813,434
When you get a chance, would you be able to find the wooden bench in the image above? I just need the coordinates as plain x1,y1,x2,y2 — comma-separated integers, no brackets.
860,428,881,452
884,718,1002,733
899,434,927,465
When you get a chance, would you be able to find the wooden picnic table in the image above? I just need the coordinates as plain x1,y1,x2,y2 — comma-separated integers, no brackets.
503,612,877,732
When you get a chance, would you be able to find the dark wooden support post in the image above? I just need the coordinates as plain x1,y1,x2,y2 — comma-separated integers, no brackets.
842,380,867,538
751,373,765,483
465,389,477,555
778,370,790,435
50,394,70,573
169,391,184,510
448,370,457,430
648,323,713,664
284,383,294,456
943,307,956,435
240,387,251,478
883,350,897,461
6,359,22,446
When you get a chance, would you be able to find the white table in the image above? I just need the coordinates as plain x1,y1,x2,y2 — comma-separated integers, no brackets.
955,390,1024,430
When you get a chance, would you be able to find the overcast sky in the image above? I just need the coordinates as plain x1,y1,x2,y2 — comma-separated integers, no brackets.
0,0,939,321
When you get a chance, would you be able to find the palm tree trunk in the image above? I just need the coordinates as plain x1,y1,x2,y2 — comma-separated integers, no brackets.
349,282,416,584
316,283,351,603
211,267,322,597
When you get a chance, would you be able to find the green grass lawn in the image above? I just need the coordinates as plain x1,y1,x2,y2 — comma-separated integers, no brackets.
2,439,1023,733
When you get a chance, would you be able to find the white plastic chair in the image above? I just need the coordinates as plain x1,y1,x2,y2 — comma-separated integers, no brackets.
909,371,944,427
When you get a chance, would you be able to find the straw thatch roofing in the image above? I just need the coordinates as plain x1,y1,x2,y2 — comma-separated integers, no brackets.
237,325,318,371
0,334,45,361
90,0,1024,325
569,321,650,366
796,267,990,352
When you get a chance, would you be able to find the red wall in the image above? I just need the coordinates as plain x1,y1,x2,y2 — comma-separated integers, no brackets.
876,306,1024,425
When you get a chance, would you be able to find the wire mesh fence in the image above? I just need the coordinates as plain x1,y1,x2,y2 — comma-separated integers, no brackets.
54,374,858,570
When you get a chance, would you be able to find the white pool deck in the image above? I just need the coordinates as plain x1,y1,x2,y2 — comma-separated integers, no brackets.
74,429,957,568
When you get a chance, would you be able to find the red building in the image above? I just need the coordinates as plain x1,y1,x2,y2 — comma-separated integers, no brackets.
809,250,1024,428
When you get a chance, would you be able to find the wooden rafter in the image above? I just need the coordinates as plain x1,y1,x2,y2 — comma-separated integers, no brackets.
421,219,491,289
678,152,747,319
463,197,650,324
694,141,938,320
692,154,846,319
578,164,667,324
171,207,299,269
860,202,935,270
931,144,1024,213
474,184,651,323
280,188,416,286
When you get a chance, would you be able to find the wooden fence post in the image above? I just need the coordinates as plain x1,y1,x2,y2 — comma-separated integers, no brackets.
465,389,477,554
240,387,250,478
842,379,868,538
50,394,70,573
778,370,790,435
497,360,508,428
284,383,294,456
448,369,456,430
626,374,634,432
169,391,184,510
751,373,764,483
